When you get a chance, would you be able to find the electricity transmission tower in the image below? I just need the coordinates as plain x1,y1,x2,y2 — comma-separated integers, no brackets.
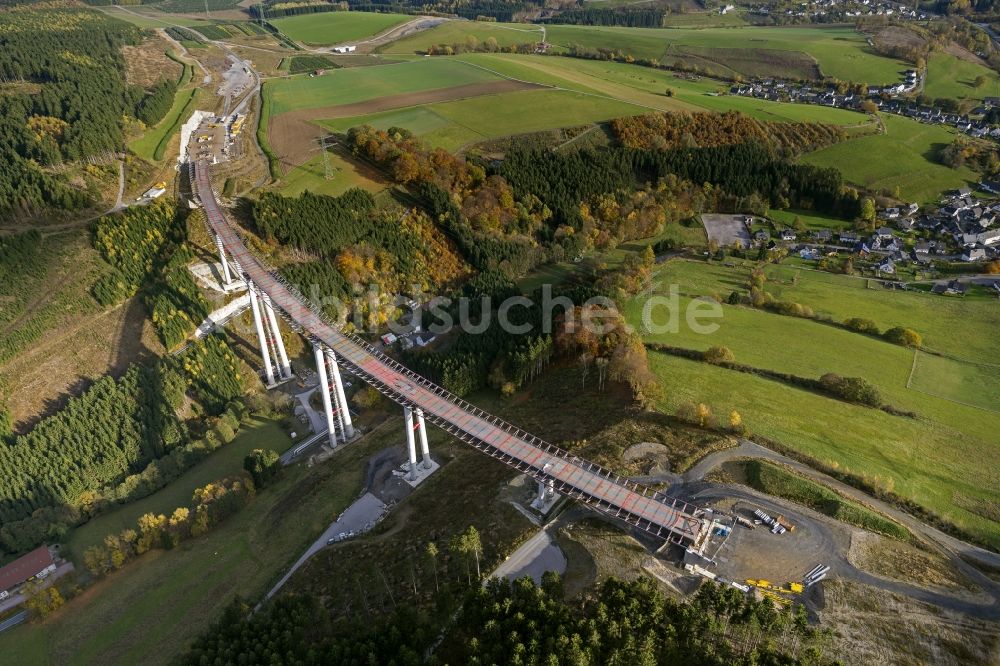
318,136,333,180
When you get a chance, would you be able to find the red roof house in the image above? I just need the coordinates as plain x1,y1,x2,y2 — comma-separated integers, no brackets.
0,545,55,593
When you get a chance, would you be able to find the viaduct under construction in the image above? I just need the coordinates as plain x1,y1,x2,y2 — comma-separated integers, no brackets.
190,158,709,550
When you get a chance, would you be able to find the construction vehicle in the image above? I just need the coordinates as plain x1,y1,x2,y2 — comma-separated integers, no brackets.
745,579,804,596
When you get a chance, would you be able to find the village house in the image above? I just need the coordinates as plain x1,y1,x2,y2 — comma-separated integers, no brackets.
0,545,57,601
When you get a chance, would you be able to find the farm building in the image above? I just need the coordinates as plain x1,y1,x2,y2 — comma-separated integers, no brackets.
332,45,356,54
0,545,56,598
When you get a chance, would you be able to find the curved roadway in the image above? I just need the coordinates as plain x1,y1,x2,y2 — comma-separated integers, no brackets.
190,159,705,547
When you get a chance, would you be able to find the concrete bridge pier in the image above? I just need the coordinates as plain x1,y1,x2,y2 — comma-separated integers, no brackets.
416,408,431,469
313,343,338,448
248,282,277,387
214,233,235,290
325,349,354,439
404,406,418,481
263,293,293,380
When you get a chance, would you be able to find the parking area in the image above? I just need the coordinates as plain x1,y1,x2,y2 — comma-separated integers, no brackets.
701,213,752,249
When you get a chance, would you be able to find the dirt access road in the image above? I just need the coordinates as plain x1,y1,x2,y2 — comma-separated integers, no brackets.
652,440,1000,620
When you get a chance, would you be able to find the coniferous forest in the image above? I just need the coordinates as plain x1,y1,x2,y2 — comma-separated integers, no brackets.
181,576,833,665
0,7,173,216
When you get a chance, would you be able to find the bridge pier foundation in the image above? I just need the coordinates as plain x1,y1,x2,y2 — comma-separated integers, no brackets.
313,343,338,448
530,478,559,516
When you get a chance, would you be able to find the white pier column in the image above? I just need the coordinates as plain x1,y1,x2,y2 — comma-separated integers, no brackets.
248,283,276,386
324,350,346,438
313,343,338,447
215,234,233,288
416,408,431,469
326,350,354,439
404,407,418,481
263,294,293,379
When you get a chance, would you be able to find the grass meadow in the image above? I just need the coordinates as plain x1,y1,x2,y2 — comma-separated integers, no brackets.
924,52,1000,104
64,417,292,560
384,23,907,84
768,209,852,231
286,52,866,156
320,88,648,151
129,85,203,162
272,11,410,46
266,58,502,115
276,148,388,197
454,53,868,124
96,5,209,28
625,259,1000,548
801,113,977,202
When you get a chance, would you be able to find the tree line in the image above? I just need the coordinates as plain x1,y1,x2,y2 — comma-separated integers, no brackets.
83,472,256,577
540,6,666,27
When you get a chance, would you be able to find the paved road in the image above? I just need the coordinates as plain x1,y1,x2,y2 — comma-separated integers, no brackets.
264,492,387,601
491,527,566,584
0,610,27,634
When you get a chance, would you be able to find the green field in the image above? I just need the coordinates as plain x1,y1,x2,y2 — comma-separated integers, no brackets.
304,51,865,145
266,59,503,116
924,52,1000,103
760,264,1000,364
65,417,291,560
802,113,977,202
129,86,202,161
272,52,869,164
272,11,410,45
0,421,396,665
908,350,1000,412
626,259,1000,548
96,5,213,28
321,88,647,150
662,11,747,27
385,23,907,84
768,209,851,231
277,148,388,197
453,53,868,125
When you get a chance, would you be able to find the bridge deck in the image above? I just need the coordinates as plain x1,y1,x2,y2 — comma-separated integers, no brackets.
191,160,704,546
